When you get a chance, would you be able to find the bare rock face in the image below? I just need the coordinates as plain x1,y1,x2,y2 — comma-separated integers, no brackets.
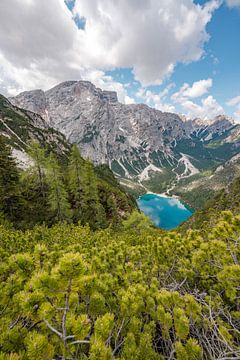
10,81,238,179
11,89,47,120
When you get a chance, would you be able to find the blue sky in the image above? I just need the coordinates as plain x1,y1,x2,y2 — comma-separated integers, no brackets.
0,0,240,120
64,0,240,120
105,1,240,119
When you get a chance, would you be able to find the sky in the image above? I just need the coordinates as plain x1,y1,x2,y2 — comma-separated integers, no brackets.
0,0,239,120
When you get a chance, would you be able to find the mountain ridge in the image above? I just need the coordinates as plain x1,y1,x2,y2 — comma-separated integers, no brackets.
9,81,240,204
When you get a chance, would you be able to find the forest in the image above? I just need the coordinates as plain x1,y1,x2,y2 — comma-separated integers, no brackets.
0,136,135,230
0,136,240,359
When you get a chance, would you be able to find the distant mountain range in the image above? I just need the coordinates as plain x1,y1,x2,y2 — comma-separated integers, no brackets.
5,80,240,207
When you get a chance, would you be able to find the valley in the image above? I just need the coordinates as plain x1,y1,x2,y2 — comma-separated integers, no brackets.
1,1,240,358
1,78,240,360
8,81,240,209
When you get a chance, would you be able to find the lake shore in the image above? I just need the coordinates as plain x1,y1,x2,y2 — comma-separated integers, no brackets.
140,191,194,213
146,191,180,199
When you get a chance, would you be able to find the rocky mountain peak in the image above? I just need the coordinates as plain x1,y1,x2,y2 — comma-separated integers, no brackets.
53,80,119,103
8,80,239,182
10,89,46,118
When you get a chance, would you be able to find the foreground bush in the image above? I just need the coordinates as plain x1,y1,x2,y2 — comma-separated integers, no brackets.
0,211,239,359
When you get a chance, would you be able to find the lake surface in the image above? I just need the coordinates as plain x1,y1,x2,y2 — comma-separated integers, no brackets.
137,193,193,230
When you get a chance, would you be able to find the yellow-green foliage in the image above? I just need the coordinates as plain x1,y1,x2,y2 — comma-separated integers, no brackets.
0,211,239,359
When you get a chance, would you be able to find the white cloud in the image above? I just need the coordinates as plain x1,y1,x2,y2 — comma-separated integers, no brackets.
170,79,222,119
125,95,135,104
136,84,175,112
226,95,240,107
83,69,130,103
226,95,240,121
73,0,220,85
225,0,240,8
172,78,213,102
0,0,220,96
0,0,81,95
181,95,224,119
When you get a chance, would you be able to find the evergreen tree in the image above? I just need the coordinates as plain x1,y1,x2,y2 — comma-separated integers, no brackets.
0,136,22,223
27,141,47,198
67,145,84,221
81,160,106,229
45,153,71,223
18,141,50,227
106,193,120,227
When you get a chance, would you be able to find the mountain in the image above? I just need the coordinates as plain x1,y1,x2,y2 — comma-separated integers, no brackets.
0,94,136,228
10,81,240,198
181,174,240,231
173,153,240,209
0,94,70,167
1,88,240,360
1,174,240,359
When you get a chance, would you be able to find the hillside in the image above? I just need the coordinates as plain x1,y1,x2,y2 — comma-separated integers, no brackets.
172,153,240,209
0,89,240,359
9,82,240,199
0,97,136,229
0,197,239,359
0,94,70,165
181,175,240,231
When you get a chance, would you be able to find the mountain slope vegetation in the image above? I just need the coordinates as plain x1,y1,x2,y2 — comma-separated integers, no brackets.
0,116,136,229
0,89,240,359
0,202,239,359
181,175,240,231
173,154,240,209
0,94,70,163
9,82,240,204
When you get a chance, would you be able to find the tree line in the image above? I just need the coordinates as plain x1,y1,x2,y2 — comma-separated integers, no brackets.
0,136,131,230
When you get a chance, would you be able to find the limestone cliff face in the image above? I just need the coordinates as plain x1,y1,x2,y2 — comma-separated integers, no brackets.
10,81,238,179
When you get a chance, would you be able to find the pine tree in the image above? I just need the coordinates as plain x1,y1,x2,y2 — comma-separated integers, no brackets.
18,141,50,227
81,160,106,229
27,141,47,198
67,145,84,221
0,136,22,223
45,153,71,223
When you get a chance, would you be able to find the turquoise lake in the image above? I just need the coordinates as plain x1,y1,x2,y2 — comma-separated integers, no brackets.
137,193,193,230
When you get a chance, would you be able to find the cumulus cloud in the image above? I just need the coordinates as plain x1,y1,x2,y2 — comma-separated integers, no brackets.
171,79,213,102
83,69,131,103
226,95,240,121
0,0,220,96
73,0,220,85
225,0,240,8
124,96,135,105
181,95,224,119
226,95,240,106
0,0,81,95
136,84,175,112
170,78,223,119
